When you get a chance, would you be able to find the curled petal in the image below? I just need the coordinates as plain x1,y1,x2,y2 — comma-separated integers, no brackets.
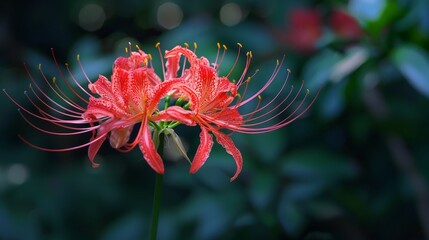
138,119,164,174
213,131,242,181
154,106,196,126
109,125,133,149
88,131,107,168
190,127,213,174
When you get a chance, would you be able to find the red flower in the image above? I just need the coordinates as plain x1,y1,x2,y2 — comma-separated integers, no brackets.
154,44,316,181
4,44,316,181
3,48,179,174
329,9,363,39
282,8,323,53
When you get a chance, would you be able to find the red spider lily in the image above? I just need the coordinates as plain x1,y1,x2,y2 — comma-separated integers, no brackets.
4,43,317,181
3,48,180,174
154,44,317,181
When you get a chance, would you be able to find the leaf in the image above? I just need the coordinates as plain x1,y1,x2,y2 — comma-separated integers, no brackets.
349,0,386,22
391,45,429,98
349,0,399,37
277,191,306,236
281,149,358,182
302,49,342,90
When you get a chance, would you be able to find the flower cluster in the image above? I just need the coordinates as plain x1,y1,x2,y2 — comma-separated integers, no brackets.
4,43,316,181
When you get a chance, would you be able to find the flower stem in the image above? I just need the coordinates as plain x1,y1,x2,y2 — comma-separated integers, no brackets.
150,132,164,240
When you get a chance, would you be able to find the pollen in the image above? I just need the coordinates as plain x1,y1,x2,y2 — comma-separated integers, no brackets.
38,64,42,70
77,54,81,61
217,42,221,49
52,77,56,84
135,44,141,50
193,42,198,50
155,42,161,48
184,42,189,48
223,44,227,50
237,42,243,48
257,95,262,100
306,89,310,94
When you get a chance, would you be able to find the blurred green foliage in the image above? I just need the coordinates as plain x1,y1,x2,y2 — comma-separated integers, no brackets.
1,0,429,239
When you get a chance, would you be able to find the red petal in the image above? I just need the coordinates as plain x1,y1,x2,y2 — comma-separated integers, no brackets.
154,106,196,126
138,118,164,173
190,126,214,173
88,131,107,168
213,131,242,181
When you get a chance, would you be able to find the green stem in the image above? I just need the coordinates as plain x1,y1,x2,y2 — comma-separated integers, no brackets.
149,132,164,240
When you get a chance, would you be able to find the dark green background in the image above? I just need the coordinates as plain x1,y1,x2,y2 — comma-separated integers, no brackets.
1,0,429,239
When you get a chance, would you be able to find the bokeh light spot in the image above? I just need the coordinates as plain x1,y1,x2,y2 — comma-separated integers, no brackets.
6,164,28,185
157,2,183,30
79,4,106,32
219,3,242,26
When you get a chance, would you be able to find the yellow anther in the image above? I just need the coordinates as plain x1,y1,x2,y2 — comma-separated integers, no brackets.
217,42,220,49
135,44,141,50
287,68,291,73
237,42,243,48
258,95,262,101
232,79,237,83
38,64,41,70
183,42,189,48
223,44,227,50
194,42,198,49
125,47,128,53
148,53,153,61
52,77,56,84
155,42,161,48
249,51,253,57
236,93,241,98
77,54,80,61
276,59,279,65
65,63,69,67
306,89,310,94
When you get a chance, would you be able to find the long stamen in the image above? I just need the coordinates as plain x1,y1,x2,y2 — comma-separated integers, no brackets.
226,43,243,78
17,130,108,152
18,109,96,136
51,49,89,103
156,42,166,81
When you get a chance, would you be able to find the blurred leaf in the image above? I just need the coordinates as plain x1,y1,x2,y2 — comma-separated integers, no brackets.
281,149,357,182
330,46,369,82
101,213,144,240
318,82,345,119
349,0,399,37
248,171,278,209
349,0,386,22
302,49,342,90
283,181,326,201
391,45,429,98
277,192,306,236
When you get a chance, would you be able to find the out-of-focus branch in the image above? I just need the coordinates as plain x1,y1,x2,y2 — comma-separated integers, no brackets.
386,136,429,240
364,86,429,240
